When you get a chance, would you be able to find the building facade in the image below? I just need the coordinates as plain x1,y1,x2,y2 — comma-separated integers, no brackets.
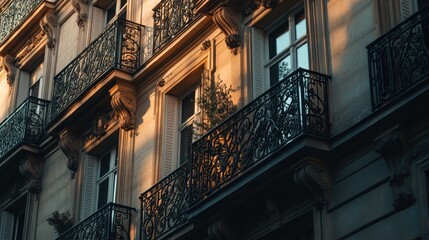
0,0,428,239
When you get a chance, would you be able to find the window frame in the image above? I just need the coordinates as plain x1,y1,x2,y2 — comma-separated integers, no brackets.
95,146,118,209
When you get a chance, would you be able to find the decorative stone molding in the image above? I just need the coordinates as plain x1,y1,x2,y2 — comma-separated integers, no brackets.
19,157,43,194
201,39,211,51
59,129,81,178
293,159,330,209
109,81,137,131
15,30,45,65
208,218,236,240
376,130,415,210
213,6,241,54
83,110,118,146
1,55,15,86
241,0,274,16
71,0,89,28
40,11,58,50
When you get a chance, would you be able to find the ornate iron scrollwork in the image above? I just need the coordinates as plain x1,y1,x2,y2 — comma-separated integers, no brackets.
55,203,134,240
140,162,189,240
0,97,49,162
0,0,43,42
153,0,197,53
367,7,429,110
140,69,330,240
50,19,144,119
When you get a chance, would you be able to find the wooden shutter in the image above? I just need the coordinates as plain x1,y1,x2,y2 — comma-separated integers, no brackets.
400,0,417,20
251,27,266,99
80,155,97,220
162,95,179,178
0,211,14,240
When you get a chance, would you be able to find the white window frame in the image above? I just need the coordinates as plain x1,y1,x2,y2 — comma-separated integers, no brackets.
28,62,44,98
95,146,118,209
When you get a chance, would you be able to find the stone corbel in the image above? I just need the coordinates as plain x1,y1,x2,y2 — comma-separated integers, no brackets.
213,6,241,55
19,157,43,194
293,158,330,209
1,55,16,87
109,81,137,131
40,10,58,50
59,129,81,178
208,218,236,240
71,0,89,28
376,129,415,210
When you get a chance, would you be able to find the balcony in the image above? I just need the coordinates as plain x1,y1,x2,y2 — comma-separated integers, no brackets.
55,203,134,240
50,19,145,121
0,0,43,43
0,97,49,162
367,6,429,110
152,0,198,54
140,68,330,239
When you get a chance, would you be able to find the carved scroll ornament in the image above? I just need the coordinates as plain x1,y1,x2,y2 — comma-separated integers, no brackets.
40,11,58,50
213,6,241,54
59,129,81,177
109,82,136,131
1,55,15,86
294,159,330,209
19,157,43,194
71,0,89,28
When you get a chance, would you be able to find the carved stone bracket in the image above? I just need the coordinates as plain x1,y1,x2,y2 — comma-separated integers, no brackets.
110,81,137,131
241,0,274,17
293,159,330,209
1,55,16,86
59,129,81,178
208,218,236,240
213,6,241,55
71,0,89,28
376,130,415,210
40,10,58,50
19,157,43,194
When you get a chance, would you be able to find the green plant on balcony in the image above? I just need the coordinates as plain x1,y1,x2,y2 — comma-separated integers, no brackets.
194,72,237,136
47,211,74,235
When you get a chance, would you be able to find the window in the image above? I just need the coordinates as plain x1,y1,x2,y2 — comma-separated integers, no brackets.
81,146,118,219
178,87,199,166
28,62,43,98
96,147,117,209
267,9,308,86
105,0,127,24
0,196,27,240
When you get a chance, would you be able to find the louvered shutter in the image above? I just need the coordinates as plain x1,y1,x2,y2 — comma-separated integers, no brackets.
0,211,14,240
162,95,179,178
251,28,266,99
400,0,417,20
80,155,97,220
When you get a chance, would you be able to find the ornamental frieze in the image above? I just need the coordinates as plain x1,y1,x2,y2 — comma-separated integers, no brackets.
83,110,118,146
15,30,45,65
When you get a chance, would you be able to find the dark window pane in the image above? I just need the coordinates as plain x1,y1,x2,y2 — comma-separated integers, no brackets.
15,212,25,240
106,4,116,23
180,126,193,165
98,179,109,209
120,0,127,8
270,55,291,86
99,153,110,178
29,80,40,97
181,90,195,123
269,22,289,59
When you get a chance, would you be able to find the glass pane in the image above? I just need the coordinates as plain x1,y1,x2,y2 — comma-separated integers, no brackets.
269,22,289,58
15,212,25,240
29,81,40,97
99,153,111,178
295,11,306,39
270,55,291,86
181,90,195,123
98,179,109,209
106,4,116,23
297,43,309,69
179,126,193,165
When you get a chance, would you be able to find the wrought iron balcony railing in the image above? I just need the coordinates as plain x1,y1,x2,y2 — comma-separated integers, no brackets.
50,19,145,120
0,0,43,43
0,97,49,162
367,6,429,110
55,203,134,240
140,68,330,240
153,0,197,53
